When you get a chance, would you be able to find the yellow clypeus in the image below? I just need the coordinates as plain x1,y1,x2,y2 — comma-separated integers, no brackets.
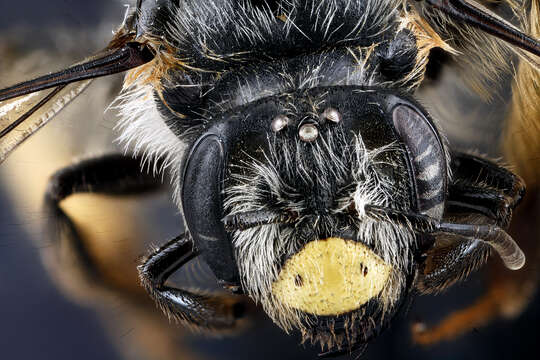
272,237,391,316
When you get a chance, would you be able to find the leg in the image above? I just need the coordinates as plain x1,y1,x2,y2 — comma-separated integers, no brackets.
43,154,163,289
416,213,525,294
451,152,525,202
412,284,509,346
45,153,249,332
138,233,248,331
448,152,525,227
413,191,540,346
447,185,512,226
39,154,221,359
45,153,161,202
416,234,491,294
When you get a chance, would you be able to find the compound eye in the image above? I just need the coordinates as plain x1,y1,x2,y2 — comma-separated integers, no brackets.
271,115,290,132
321,107,341,124
299,124,319,142
392,104,446,218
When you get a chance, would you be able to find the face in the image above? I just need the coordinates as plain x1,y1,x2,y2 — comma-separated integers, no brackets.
221,87,425,347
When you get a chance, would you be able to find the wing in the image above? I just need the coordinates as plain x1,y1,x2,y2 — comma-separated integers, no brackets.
0,34,154,164
0,81,91,163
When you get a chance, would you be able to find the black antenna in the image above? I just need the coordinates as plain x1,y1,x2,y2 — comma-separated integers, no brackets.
0,43,153,103
426,0,540,57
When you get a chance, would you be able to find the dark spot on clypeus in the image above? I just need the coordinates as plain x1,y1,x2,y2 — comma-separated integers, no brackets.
295,274,304,287
360,263,369,276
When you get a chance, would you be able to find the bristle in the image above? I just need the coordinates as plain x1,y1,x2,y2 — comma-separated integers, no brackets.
112,74,187,208
398,9,457,89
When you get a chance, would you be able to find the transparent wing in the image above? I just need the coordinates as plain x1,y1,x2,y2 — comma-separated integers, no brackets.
0,80,92,162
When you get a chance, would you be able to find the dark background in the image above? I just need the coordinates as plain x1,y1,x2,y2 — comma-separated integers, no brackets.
0,1,538,360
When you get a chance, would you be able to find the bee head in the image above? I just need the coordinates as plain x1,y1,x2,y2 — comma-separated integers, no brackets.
131,0,448,352
181,86,449,350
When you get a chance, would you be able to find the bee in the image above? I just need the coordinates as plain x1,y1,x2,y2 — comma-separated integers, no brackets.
1,0,539,357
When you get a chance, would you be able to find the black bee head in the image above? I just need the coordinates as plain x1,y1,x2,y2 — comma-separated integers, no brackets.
171,86,446,350
146,1,450,351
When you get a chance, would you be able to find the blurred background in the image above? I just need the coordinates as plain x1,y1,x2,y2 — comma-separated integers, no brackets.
0,1,539,359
